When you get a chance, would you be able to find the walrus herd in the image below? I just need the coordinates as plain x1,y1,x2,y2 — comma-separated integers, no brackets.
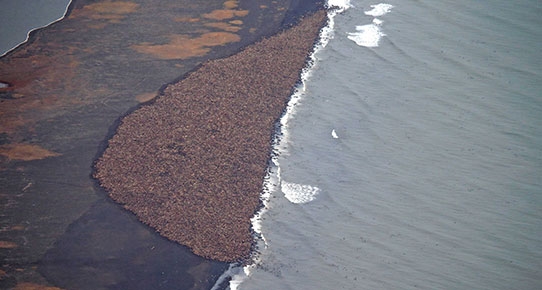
94,10,327,262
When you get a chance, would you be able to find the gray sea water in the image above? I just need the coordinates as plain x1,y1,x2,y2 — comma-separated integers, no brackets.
0,0,71,55
232,0,542,289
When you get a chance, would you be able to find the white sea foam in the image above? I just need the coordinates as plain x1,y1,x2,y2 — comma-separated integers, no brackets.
279,3,350,149
321,0,353,48
327,0,352,10
282,181,321,204
364,3,394,17
210,264,241,290
214,158,280,290
347,3,393,47
347,23,385,47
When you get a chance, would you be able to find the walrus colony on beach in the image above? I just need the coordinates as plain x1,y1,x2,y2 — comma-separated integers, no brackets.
94,10,327,262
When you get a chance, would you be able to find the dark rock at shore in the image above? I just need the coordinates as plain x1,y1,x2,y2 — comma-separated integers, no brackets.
94,10,327,262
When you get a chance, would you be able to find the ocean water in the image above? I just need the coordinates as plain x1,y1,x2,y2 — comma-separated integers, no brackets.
228,0,542,289
0,0,71,56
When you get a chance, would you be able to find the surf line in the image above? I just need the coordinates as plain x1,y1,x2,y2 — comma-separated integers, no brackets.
212,1,353,289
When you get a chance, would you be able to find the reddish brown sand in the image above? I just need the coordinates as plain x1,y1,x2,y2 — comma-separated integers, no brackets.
94,10,327,262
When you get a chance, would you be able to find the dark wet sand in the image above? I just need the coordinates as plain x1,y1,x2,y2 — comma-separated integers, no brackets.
0,0,325,288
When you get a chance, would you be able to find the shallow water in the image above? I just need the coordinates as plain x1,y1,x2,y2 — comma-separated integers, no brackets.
235,0,542,289
0,0,71,55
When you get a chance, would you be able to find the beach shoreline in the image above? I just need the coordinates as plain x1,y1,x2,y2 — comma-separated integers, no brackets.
0,0,327,288
93,8,328,263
